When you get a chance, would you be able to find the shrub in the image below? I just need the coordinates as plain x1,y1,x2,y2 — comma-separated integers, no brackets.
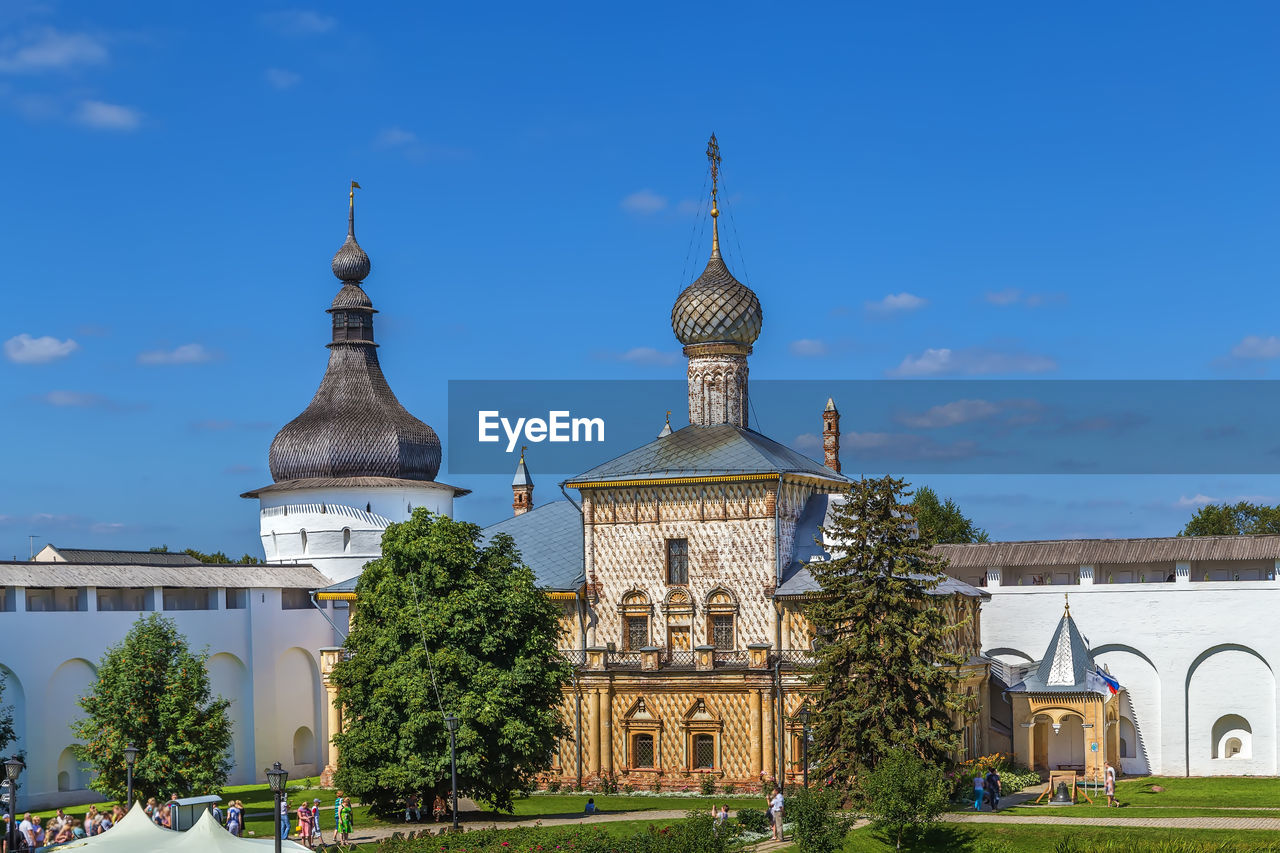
651,776,663,793
734,807,770,834
622,782,634,794
546,778,562,793
699,773,716,796
600,772,619,794
860,750,950,850
786,785,847,853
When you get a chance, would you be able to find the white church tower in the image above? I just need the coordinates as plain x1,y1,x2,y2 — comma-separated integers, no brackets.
243,184,466,582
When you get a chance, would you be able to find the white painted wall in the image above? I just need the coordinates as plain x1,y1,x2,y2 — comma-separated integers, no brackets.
2,586,340,809
256,483,455,582
978,580,1280,776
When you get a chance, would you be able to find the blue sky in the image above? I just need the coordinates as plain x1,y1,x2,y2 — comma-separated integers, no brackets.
3,2,1280,558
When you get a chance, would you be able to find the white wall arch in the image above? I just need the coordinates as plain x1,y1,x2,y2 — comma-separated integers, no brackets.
207,652,253,784
1212,714,1252,760
56,746,89,792
0,665,26,762
1186,644,1275,776
274,647,323,776
1093,644,1160,775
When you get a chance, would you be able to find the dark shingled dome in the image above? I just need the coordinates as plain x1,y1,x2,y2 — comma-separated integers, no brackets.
671,252,763,346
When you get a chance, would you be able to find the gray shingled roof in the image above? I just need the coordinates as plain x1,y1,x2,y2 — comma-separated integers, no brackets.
481,501,585,591
1008,609,1098,694
0,562,329,589
241,476,470,499
775,493,987,599
40,547,202,566
934,535,1280,568
567,425,848,485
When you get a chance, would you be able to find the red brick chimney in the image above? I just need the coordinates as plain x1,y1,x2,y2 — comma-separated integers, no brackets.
512,446,533,515
823,397,841,473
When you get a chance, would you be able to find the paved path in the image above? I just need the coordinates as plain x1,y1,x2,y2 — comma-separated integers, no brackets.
946,813,1280,831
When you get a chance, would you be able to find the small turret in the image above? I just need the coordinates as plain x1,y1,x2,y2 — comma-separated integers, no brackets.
823,397,841,473
512,446,533,515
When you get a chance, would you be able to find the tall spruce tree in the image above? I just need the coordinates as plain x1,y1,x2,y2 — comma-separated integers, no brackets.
331,510,572,814
73,614,232,801
807,476,970,782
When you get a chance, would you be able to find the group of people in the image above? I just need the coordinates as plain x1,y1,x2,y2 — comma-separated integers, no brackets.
971,768,1003,810
284,794,354,846
403,793,452,823
9,803,129,849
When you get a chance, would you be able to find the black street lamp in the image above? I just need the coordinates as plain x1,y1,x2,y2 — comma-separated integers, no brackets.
444,714,460,833
265,762,288,853
5,757,24,853
797,707,812,789
123,743,138,806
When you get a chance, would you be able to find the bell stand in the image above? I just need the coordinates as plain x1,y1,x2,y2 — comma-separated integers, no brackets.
1033,770,1095,805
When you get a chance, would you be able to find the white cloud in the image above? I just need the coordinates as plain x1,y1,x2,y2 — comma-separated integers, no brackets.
866,292,927,313
264,67,301,90
137,343,217,365
897,399,1001,429
620,189,667,215
888,346,1057,377
617,347,678,366
1176,493,1217,508
75,100,141,131
259,10,336,36
984,288,1063,307
984,288,1022,306
0,28,108,73
1230,336,1280,360
676,199,701,216
37,390,109,408
789,338,828,358
4,333,78,363
375,126,416,147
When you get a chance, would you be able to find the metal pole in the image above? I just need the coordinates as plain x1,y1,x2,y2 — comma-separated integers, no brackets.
449,727,459,832
802,725,809,789
126,764,133,807
273,790,282,853
7,783,14,853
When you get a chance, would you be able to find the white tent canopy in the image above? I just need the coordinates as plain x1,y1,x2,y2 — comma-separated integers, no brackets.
46,802,309,852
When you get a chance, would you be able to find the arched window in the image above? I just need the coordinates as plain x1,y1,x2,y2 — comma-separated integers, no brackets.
1212,714,1252,759
705,587,738,650
663,588,694,651
342,528,351,552
293,726,317,766
620,591,652,651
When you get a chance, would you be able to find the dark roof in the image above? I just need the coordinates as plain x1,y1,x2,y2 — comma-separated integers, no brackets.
566,424,848,486
40,547,202,566
934,535,1280,569
1008,609,1099,694
241,476,469,499
775,493,987,599
671,245,763,346
267,206,443,485
481,501,585,591
0,561,328,589
315,574,358,595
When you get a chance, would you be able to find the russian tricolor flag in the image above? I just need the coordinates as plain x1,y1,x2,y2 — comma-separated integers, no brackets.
1095,666,1120,695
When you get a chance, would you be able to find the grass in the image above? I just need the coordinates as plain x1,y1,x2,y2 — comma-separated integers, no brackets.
502,794,753,817
841,823,1280,852
997,775,1280,819
349,816,694,850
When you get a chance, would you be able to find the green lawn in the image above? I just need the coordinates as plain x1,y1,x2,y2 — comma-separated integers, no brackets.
998,775,1280,819
840,823,1280,852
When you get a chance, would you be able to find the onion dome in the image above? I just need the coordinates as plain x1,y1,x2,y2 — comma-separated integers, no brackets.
670,135,763,347
268,184,442,483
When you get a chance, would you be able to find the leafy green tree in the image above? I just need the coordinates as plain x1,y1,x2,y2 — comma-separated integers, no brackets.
1180,501,1280,536
73,614,232,801
787,786,849,853
859,749,950,850
807,476,970,783
149,545,261,565
911,486,989,544
331,510,572,815
0,675,15,756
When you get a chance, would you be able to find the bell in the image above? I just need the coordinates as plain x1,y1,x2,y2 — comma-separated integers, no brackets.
1050,781,1073,804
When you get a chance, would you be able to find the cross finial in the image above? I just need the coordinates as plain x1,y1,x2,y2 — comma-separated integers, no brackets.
348,180,362,237
520,445,527,463
706,133,721,256
1064,593,1070,616
665,410,671,426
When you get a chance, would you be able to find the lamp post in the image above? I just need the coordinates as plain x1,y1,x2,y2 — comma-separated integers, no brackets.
265,762,288,853
5,757,24,853
797,707,812,789
444,714,460,833
123,744,138,806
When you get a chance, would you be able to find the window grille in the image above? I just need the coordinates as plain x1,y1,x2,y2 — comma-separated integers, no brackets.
712,614,734,650
666,539,689,585
627,616,649,651
633,734,655,768
693,734,715,769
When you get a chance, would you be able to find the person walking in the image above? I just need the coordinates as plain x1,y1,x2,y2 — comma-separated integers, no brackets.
984,768,1002,810
972,771,985,811
309,798,325,845
225,801,241,837
279,798,290,840
297,800,312,843
337,797,353,844
769,786,784,841
1105,762,1118,808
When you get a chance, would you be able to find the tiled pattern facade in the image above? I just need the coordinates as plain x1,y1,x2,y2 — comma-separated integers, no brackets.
685,345,750,428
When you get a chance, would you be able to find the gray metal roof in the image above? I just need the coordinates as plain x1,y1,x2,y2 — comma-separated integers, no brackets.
0,561,329,589
567,424,849,485
38,547,202,566
934,535,1280,568
512,454,533,487
1008,609,1098,694
775,493,987,599
671,244,763,346
481,500,585,591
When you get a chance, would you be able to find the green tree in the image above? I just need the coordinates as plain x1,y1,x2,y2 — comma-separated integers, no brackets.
1179,501,1280,536
73,614,232,802
807,476,970,783
149,545,261,565
0,674,15,756
787,786,849,853
911,486,989,544
331,510,572,815
859,749,950,850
